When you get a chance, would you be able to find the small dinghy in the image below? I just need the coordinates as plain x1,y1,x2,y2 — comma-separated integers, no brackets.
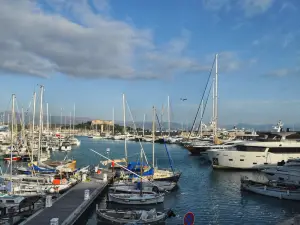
241,176,300,200
108,192,164,205
96,206,176,224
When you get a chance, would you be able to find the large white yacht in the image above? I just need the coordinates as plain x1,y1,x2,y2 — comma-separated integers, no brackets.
208,131,300,169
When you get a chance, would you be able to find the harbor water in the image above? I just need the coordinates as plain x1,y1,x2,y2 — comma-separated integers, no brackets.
50,137,300,225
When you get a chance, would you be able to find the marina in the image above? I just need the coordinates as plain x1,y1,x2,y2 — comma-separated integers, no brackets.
1,1,300,224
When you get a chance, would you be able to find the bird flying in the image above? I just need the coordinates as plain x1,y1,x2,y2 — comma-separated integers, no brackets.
180,98,187,101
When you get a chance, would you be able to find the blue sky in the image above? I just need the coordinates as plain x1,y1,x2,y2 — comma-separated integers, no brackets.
0,0,299,126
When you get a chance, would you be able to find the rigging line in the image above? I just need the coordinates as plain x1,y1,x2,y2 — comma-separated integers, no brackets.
125,99,149,165
187,57,216,139
155,112,175,174
196,79,213,135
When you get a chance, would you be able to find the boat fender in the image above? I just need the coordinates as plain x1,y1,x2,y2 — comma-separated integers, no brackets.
152,186,159,193
287,190,290,195
264,186,267,191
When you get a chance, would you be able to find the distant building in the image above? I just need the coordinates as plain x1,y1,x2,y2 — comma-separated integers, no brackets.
91,120,113,133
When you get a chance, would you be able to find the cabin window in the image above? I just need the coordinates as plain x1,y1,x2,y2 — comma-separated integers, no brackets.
268,148,300,153
229,159,233,161
236,145,265,152
264,163,268,165
256,156,261,157
240,159,244,161
6,200,15,203
285,133,300,140
253,162,257,165
279,177,284,181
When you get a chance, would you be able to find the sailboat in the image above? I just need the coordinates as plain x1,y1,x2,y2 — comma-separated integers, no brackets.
68,104,81,146
108,152,165,205
0,94,45,197
184,53,221,155
151,106,182,182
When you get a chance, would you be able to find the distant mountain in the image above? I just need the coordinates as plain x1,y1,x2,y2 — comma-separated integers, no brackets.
0,111,90,125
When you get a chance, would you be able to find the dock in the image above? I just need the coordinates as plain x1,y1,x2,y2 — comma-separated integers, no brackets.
20,171,114,225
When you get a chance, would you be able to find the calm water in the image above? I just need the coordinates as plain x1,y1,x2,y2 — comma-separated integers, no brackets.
51,137,300,225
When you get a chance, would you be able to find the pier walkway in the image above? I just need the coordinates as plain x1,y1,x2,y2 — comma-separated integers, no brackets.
21,171,114,225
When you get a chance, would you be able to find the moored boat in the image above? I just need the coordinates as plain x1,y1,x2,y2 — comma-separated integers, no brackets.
241,176,300,200
108,192,164,205
96,207,176,224
3,154,21,162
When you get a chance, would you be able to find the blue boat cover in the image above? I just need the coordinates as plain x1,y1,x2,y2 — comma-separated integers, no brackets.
127,162,148,171
32,164,56,173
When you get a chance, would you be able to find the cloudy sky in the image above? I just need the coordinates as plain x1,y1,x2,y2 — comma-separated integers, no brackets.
0,0,299,126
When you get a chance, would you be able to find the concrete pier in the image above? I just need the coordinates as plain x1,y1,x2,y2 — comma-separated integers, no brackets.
20,172,114,225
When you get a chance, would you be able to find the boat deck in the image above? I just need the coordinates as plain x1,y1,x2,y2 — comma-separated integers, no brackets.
21,171,114,225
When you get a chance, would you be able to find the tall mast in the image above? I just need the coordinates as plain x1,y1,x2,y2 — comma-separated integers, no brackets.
10,94,15,191
200,99,203,138
212,72,215,133
69,112,72,136
37,85,44,164
214,53,218,139
152,106,156,168
122,94,127,163
168,96,171,136
73,104,75,136
46,103,49,133
21,107,24,141
112,107,115,135
60,108,63,132
32,92,36,164
142,114,146,137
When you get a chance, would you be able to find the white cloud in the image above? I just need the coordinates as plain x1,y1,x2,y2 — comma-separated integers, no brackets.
239,0,275,17
279,2,297,12
205,51,256,73
283,32,295,48
266,68,300,77
203,0,275,17
0,0,204,79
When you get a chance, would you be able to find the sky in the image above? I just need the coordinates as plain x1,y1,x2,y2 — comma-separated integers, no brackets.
0,0,300,126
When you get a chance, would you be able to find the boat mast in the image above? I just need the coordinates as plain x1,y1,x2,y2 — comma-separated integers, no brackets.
73,104,75,137
46,103,49,133
21,107,24,141
152,106,156,168
112,107,115,136
200,99,203,138
37,85,44,164
214,53,218,140
31,92,36,164
168,96,171,137
142,114,146,137
123,94,128,163
10,94,15,192
212,69,215,135
69,112,72,136
60,108,63,133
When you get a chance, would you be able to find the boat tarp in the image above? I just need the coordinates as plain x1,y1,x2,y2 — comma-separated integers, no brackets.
32,164,56,173
127,162,148,171
129,167,154,178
